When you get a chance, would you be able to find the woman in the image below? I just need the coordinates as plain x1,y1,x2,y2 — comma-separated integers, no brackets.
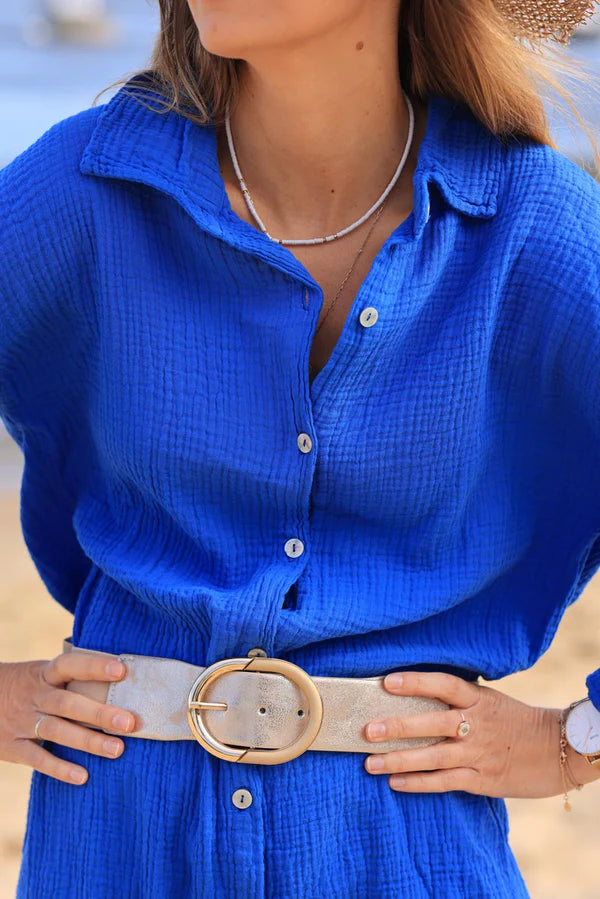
1,1,600,896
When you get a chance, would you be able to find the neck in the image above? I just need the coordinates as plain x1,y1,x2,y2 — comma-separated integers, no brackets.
215,19,426,238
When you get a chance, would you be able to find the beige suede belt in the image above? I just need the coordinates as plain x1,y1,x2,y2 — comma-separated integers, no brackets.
62,636,449,765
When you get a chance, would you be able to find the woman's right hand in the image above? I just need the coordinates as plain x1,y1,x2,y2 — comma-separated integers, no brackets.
0,651,139,786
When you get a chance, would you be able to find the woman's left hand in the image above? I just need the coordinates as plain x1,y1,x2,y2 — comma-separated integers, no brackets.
362,671,598,797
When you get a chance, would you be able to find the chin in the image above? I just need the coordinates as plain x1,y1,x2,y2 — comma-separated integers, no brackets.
194,18,247,58
186,1,354,60
187,4,276,60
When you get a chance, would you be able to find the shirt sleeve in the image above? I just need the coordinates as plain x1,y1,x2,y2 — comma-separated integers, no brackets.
0,110,99,614
572,292,600,712
574,265,600,709
529,165,600,713
571,267,600,711
560,230,600,713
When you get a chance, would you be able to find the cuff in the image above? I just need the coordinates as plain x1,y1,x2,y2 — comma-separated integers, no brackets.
585,668,600,713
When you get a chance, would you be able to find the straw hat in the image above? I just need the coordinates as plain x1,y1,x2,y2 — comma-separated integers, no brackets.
497,0,598,44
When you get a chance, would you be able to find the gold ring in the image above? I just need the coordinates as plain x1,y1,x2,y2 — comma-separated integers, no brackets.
456,711,471,738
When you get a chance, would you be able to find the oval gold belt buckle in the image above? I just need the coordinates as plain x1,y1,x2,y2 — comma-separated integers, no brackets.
186,656,324,764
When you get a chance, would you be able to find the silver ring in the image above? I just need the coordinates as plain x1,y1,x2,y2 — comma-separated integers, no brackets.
34,714,48,740
456,711,471,738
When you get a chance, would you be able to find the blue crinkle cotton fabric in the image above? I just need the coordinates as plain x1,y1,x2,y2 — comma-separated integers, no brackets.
2,74,600,897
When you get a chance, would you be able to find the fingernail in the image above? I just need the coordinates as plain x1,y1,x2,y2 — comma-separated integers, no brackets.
367,722,387,739
390,776,406,788
106,661,124,677
104,739,123,756
71,768,87,784
112,713,132,731
385,674,404,689
366,755,385,771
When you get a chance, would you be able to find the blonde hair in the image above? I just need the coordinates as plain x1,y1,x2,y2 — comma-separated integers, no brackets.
93,0,600,174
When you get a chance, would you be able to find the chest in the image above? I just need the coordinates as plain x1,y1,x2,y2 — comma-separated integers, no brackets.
215,139,422,385
87,192,527,553
289,205,417,384
224,193,414,385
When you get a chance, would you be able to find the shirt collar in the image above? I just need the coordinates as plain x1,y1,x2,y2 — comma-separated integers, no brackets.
79,75,503,241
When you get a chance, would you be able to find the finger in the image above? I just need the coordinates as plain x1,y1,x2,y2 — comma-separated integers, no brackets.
365,707,470,741
388,767,478,793
11,739,89,786
365,739,466,775
32,713,126,760
42,652,127,688
40,687,137,734
383,671,480,708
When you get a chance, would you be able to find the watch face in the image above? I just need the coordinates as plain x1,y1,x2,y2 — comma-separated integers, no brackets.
565,700,600,755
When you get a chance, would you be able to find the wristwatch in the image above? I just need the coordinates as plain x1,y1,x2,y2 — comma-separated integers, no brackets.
564,698,600,766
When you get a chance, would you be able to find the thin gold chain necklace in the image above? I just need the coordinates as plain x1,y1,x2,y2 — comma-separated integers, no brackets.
308,194,388,381
223,100,408,378
314,195,389,338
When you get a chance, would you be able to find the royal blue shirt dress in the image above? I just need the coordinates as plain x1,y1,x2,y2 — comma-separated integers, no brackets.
2,74,600,898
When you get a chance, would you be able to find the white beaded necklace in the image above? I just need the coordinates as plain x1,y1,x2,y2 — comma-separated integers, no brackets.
224,89,415,246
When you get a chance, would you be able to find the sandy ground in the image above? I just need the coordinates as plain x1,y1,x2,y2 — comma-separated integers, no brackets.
1,480,599,898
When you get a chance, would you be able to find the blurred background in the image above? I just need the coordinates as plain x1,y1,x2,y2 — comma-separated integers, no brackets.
1,2,599,897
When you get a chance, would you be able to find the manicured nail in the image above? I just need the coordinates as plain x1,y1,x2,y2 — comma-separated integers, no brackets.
71,768,87,784
104,739,123,756
367,722,387,739
366,755,385,771
112,713,132,731
106,661,124,677
390,776,406,788
385,674,404,689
